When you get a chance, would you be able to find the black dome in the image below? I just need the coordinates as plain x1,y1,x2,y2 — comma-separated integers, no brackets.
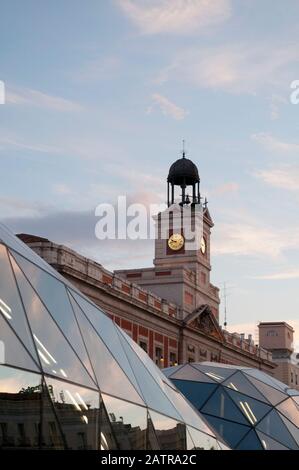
167,156,200,186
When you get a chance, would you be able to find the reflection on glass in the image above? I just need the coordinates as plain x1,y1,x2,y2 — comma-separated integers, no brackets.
149,410,186,450
0,366,42,449
187,425,219,450
102,394,147,450
45,376,99,450
12,261,96,388
0,245,38,360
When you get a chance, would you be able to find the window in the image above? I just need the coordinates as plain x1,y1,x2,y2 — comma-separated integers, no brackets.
169,352,177,367
188,357,195,363
139,340,147,353
155,347,163,368
267,330,278,337
291,372,294,383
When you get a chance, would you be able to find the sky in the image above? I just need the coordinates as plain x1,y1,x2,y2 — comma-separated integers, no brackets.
1,0,299,349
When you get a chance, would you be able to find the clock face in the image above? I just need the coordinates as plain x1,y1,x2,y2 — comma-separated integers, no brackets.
168,233,184,251
200,236,206,254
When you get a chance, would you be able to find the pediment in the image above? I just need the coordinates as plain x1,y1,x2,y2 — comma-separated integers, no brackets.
184,305,224,341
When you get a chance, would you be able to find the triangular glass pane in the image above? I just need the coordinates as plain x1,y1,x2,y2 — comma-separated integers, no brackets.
116,324,175,391
187,426,220,450
223,371,270,403
73,303,145,405
10,252,97,384
45,376,100,449
41,380,65,449
12,262,97,388
162,382,214,433
244,369,288,392
245,375,287,405
102,393,147,450
69,292,142,397
202,415,250,448
278,413,299,446
236,429,263,450
0,314,40,372
0,245,38,361
172,379,218,410
277,398,299,428
149,410,186,450
257,409,298,450
116,328,181,421
191,364,236,382
201,388,249,425
163,365,183,378
226,388,272,425
257,430,290,450
170,363,216,383
0,365,42,449
99,399,118,450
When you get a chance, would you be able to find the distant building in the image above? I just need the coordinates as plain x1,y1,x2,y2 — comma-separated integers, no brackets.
19,152,275,374
259,322,299,390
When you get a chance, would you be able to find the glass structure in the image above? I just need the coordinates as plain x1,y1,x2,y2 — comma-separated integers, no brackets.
0,223,226,450
164,362,299,450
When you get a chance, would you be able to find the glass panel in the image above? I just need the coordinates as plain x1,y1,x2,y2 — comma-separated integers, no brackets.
222,371,270,403
202,415,250,449
163,366,182,378
69,292,142,397
149,410,186,450
116,324,175,391
9,253,97,384
245,375,287,405
277,398,299,428
0,314,40,372
41,381,65,449
45,376,100,450
244,369,288,392
191,364,236,382
172,380,218,410
0,365,42,449
257,409,298,450
102,394,147,450
187,426,220,450
99,400,118,450
0,245,38,361
278,413,299,447
201,388,249,425
147,414,160,450
257,430,290,450
170,363,216,383
163,382,214,433
73,301,145,405
116,328,181,421
13,262,97,388
226,389,271,425
236,429,263,450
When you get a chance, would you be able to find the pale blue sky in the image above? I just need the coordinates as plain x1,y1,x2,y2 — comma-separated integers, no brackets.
1,0,299,346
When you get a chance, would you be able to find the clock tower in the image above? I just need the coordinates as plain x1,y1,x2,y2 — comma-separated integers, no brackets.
116,151,220,321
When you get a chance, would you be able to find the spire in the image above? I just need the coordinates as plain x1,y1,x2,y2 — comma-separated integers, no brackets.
182,139,186,158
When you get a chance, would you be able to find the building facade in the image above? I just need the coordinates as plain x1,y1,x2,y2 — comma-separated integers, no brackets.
18,153,275,375
259,322,299,391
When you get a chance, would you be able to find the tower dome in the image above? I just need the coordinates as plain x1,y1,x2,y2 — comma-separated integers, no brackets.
168,154,200,186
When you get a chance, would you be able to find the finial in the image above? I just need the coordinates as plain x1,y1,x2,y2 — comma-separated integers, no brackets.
182,139,186,158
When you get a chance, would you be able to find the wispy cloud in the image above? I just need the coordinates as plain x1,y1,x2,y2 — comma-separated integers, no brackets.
255,166,299,192
210,182,239,196
157,43,299,94
147,93,188,120
117,0,232,35
7,86,83,112
251,269,299,280
0,135,62,154
251,133,299,153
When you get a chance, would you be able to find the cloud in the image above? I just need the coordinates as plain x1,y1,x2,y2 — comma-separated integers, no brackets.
210,182,239,196
251,269,299,280
0,135,62,155
148,93,188,120
6,86,83,112
117,0,231,35
157,43,299,94
214,216,299,259
255,166,299,192
251,133,299,153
